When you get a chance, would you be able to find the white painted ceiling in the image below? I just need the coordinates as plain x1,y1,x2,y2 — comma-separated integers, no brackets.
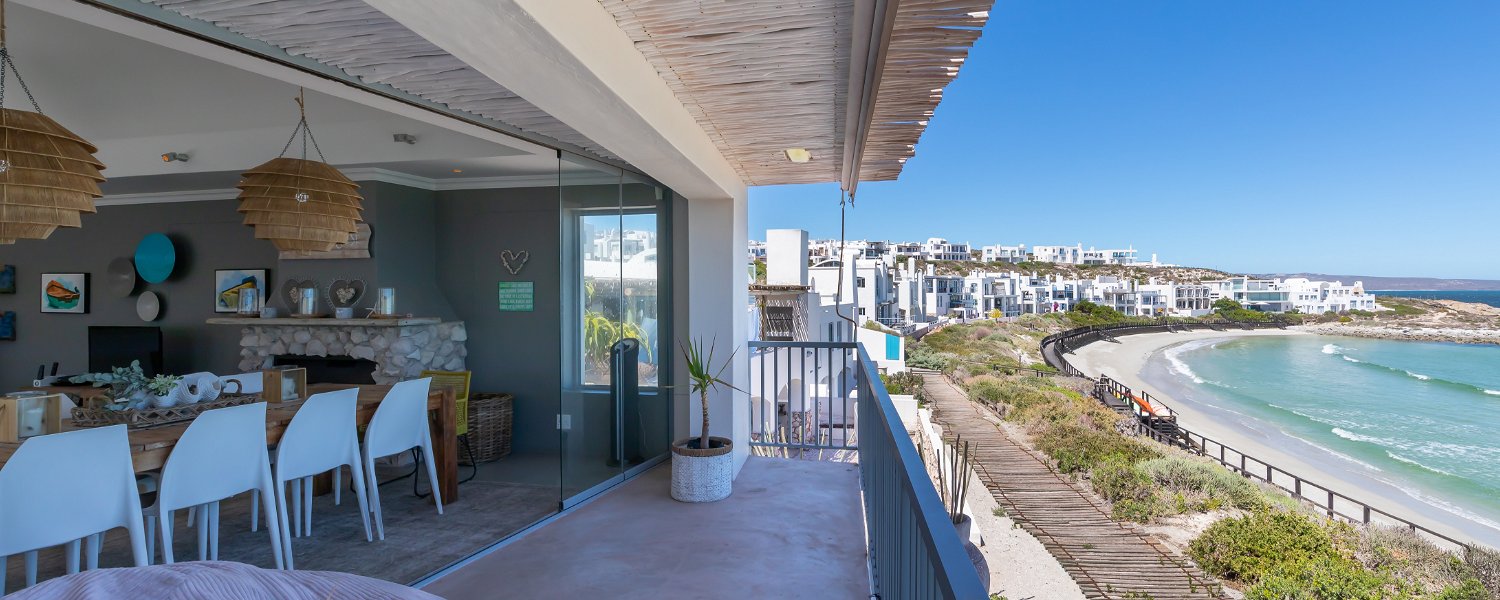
2,4,566,191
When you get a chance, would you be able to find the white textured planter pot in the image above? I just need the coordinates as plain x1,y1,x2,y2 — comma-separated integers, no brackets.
670,436,734,503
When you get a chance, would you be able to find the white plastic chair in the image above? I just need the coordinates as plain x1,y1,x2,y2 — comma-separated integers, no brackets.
273,388,373,569
0,425,149,594
363,378,443,541
145,402,284,569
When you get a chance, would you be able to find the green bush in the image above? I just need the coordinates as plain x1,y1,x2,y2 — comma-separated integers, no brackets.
1092,458,1154,503
1461,545,1500,598
1355,527,1478,594
1136,455,1269,511
1245,556,1400,600
1034,423,1160,474
1189,510,1341,584
1112,498,1159,523
1435,579,1490,600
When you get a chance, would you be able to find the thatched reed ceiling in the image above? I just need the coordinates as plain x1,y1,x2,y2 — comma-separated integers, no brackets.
598,0,992,186
144,0,618,161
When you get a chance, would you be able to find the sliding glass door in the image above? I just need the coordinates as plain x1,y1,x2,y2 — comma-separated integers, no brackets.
559,154,671,507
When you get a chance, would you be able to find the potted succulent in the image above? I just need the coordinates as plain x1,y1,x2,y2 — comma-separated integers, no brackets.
671,338,740,503
145,374,185,408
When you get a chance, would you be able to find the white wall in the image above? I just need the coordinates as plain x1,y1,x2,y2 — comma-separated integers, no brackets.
685,193,752,474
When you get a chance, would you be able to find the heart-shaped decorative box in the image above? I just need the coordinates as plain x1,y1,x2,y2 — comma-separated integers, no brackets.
327,279,366,308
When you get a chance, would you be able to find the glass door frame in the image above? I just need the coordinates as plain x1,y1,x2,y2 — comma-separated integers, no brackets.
558,152,674,509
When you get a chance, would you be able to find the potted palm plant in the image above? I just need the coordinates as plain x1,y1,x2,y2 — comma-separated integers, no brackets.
671,337,740,502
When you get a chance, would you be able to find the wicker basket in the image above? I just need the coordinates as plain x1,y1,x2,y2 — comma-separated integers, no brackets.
464,393,513,464
71,394,259,429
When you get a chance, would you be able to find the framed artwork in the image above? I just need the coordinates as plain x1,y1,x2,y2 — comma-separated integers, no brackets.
0,311,14,340
215,269,269,313
0,264,14,294
40,273,88,314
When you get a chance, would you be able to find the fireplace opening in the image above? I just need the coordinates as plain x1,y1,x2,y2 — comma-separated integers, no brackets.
273,355,377,385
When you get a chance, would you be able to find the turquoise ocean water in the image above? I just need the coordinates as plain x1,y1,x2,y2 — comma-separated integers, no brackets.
1145,335,1500,543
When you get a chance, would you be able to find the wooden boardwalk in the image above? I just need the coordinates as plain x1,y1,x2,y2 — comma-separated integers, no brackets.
921,372,1226,600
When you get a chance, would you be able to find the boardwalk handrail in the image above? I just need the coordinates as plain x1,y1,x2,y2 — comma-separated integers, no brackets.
1039,322,1474,552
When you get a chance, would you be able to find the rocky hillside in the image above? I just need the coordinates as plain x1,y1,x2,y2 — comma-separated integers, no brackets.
912,258,1232,281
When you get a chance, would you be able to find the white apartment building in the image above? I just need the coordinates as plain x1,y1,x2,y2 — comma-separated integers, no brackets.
981,244,1027,263
890,241,923,259
1203,277,1294,312
1031,243,1143,265
1031,244,1082,264
1081,246,1137,266
922,238,973,261
1279,278,1378,314
809,254,896,325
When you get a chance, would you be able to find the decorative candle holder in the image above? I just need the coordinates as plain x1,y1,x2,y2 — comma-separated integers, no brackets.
298,287,318,316
376,287,396,316
238,288,261,316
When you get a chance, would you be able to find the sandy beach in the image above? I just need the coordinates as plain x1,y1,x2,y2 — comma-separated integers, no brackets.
1068,328,1500,549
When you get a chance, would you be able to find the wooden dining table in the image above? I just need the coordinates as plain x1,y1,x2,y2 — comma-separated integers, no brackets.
0,383,460,502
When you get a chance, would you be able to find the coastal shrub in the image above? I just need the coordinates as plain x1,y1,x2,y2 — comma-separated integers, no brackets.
881,371,925,400
1355,527,1477,594
1460,545,1500,598
1435,579,1491,600
1189,510,1341,584
1136,455,1269,511
1092,458,1154,503
1034,423,1160,474
1244,556,1401,600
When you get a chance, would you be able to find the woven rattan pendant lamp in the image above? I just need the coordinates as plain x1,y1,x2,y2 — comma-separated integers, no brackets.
237,89,363,252
0,0,105,244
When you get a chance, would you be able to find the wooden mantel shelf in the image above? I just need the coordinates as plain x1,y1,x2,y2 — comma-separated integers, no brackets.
206,317,442,327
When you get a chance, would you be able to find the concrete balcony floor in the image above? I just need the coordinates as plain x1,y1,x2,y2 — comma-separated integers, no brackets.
424,457,869,599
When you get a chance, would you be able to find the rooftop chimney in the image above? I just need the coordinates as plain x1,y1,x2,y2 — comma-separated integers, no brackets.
766,229,809,286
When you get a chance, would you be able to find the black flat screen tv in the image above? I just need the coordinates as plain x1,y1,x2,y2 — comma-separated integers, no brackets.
88,326,164,377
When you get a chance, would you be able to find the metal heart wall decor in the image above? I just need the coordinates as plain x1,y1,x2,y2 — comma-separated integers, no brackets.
282,278,319,309
327,279,366,308
501,250,529,276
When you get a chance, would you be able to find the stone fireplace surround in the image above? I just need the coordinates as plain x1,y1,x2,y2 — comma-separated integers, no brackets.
209,318,467,385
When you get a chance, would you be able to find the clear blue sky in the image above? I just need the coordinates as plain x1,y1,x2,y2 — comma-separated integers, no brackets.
749,1,1500,279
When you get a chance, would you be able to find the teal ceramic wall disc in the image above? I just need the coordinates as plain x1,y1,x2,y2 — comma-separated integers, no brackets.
134,234,176,284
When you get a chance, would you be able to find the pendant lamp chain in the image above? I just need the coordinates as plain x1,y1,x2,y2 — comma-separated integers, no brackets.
1,0,45,175
275,89,328,204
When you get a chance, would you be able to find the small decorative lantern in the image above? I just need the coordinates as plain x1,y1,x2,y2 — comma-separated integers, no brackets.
0,392,64,442
260,367,306,403
237,89,362,252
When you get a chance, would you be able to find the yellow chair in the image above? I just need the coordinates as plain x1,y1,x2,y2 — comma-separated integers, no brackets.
420,370,476,484
420,370,472,436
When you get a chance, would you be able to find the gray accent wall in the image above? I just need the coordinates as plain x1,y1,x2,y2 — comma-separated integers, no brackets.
0,199,277,387
434,186,561,457
0,181,487,390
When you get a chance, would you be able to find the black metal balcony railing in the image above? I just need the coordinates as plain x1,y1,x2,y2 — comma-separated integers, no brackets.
748,340,985,600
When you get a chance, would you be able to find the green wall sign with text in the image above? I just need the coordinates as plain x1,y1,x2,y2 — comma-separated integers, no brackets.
497,281,534,312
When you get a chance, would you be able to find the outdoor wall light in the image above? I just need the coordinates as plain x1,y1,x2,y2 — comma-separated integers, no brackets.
393,133,417,144
161,152,189,163
784,148,812,163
